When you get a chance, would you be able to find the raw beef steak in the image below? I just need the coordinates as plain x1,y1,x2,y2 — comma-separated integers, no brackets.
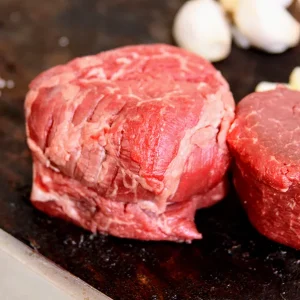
25,44,235,242
227,87,300,248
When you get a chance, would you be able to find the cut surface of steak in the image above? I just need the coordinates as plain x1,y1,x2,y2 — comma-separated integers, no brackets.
25,44,235,242
227,87,300,248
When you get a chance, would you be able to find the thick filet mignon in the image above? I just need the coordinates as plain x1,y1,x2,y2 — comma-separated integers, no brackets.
25,44,235,242
227,87,300,248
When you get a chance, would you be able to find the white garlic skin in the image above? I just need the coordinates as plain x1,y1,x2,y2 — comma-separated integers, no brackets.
173,0,232,62
234,0,300,53
231,26,250,49
220,0,293,14
275,0,293,7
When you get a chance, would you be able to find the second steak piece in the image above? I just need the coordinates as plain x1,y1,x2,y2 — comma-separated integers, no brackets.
25,44,235,242
227,87,300,249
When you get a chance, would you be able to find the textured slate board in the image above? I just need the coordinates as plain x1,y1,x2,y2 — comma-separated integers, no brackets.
0,1,300,299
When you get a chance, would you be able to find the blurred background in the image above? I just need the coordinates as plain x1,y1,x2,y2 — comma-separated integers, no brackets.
0,0,299,101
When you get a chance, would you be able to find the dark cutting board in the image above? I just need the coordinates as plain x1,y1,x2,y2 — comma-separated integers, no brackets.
0,1,300,299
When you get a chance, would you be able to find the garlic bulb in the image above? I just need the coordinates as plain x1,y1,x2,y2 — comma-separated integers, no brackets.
234,0,300,53
173,0,232,62
255,82,291,92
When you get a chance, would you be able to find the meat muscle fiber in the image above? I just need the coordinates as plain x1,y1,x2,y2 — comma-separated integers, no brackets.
25,44,235,242
227,87,300,249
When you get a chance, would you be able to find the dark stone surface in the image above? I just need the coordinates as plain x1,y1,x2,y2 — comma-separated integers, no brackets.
0,1,300,299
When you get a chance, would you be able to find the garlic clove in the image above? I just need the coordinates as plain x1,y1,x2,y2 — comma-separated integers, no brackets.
275,0,293,7
235,0,300,53
231,26,250,49
173,0,232,62
289,67,300,90
255,81,291,92
219,0,292,14
220,0,239,13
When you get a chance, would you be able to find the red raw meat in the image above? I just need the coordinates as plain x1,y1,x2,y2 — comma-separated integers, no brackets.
227,87,300,248
25,44,235,242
